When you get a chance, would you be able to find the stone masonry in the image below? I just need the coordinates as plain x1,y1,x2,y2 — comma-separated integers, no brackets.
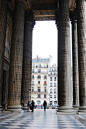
7,0,25,110
22,9,35,109
70,9,79,109
0,0,7,111
76,0,86,113
58,0,73,113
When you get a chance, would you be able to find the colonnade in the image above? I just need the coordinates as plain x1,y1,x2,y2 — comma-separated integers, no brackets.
0,0,86,114
0,0,35,111
57,0,86,114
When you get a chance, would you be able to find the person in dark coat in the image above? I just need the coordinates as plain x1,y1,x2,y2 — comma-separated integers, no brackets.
21,100,24,109
43,100,47,111
31,100,34,112
27,101,30,111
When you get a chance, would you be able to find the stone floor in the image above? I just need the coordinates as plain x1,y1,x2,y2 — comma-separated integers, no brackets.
0,109,86,129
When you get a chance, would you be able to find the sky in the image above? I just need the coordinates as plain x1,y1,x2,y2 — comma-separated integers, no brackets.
32,20,72,66
32,21,58,64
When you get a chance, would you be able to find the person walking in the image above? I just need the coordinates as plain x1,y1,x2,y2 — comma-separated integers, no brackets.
31,100,34,112
43,100,47,111
27,101,30,112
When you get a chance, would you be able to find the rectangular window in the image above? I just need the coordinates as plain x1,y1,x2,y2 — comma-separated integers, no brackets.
54,95,56,98
50,89,52,94
38,64,41,68
38,87,40,92
44,75,47,79
44,94,46,98
32,81,34,85
38,94,41,98
50,72,52,75
32,69,34,73
54,83,56,87
32,64,35,68
37,75,41,79
44,81,47,85
54,72,56,75
50,83,52,87
38,81,40,84
54,89,56,94
44,87,46,92
38,69,41,73
32,75,34,79
44,64,47,68
50,77,52,81
54,77,56,81
54,101,57,105
50,95,52,98
49,68,52,72
54,68,56,71
50,101,52,105
32,87,34,92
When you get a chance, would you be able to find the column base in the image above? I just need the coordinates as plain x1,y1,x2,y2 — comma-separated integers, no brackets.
57,106,75,115
23,104,28,110
73,105,79,114
6,105,22,112
73,105,79,109
77,106,86,115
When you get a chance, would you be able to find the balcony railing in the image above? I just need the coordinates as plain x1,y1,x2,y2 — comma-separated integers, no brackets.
44,84,47,86
31,91,47,94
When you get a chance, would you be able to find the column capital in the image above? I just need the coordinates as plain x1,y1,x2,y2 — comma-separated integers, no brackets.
25,9,35,29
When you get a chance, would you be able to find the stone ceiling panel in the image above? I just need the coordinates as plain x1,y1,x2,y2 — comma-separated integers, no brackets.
8,0,76,21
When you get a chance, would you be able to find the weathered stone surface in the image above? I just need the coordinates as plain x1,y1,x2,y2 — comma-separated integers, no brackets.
76,0,86,111
70,9,79,109
7,0,25,110
0,0,7,111
72,20,79,108
57,0,73,113
22,10,34,108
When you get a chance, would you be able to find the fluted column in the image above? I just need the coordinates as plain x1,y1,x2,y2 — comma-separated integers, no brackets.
70,9,79,110
76,0,86,114
7,0,25,111
57,0,74,114
0,0,7,112
22,10,35,109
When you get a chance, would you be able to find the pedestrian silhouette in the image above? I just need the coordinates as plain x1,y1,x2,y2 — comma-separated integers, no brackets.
43,100,47,111
31,100,34,112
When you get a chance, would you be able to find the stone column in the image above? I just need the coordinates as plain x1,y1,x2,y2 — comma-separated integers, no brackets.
22,10,35,109
76,0,86,114
0,0,7,112
0,0,1,11
70,9,79,110
7,0,25,111
57,0,74,114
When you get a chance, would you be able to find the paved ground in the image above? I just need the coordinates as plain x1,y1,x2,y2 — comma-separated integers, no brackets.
0,109,86,129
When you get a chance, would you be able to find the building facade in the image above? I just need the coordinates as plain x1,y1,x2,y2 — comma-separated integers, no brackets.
31,56,53,106
48,64,57,106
